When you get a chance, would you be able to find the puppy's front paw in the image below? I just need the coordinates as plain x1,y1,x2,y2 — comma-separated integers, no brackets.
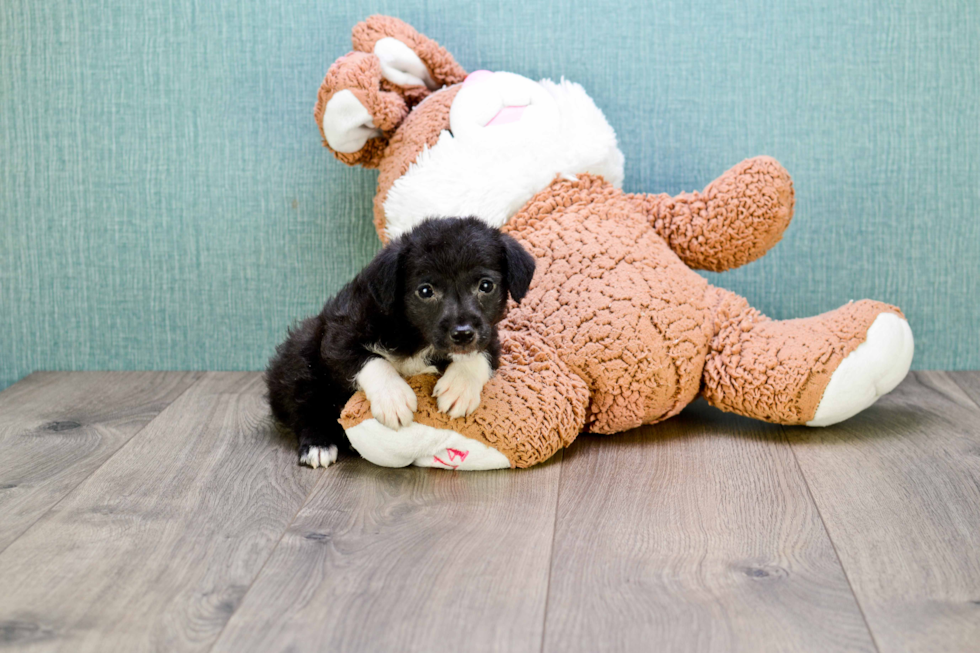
367,377,418,429
357,358,418,429
434,354,492,419
299,444,338,469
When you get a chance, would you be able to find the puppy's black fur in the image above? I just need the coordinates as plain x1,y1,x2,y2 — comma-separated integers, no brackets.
265,217,536,466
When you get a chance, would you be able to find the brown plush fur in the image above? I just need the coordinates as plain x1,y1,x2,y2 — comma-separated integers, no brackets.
339,173,901,467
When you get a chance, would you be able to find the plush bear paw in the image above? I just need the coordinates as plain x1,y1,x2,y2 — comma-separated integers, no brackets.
807,313,914,426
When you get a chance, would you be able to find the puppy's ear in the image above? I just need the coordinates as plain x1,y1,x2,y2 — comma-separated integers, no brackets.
366,241,402,312
501,234,536,303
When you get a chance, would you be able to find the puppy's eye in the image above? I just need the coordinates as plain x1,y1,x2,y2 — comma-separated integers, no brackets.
478,279,495,294
417,284,434,299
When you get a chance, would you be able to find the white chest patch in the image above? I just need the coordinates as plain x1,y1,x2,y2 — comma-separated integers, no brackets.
382,73,625,240
365,344,439,377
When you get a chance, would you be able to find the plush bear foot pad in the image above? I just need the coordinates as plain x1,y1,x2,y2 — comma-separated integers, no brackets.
346,419,511,470
807,313,914,427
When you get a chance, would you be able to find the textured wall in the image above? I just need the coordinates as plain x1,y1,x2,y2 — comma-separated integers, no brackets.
1,0,978,390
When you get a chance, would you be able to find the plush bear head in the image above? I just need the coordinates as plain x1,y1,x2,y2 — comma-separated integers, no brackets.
315,15,624,242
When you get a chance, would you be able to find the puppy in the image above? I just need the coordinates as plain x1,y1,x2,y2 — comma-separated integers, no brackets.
265,217,536,468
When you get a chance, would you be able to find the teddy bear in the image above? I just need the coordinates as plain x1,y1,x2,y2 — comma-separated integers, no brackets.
311,15,914,470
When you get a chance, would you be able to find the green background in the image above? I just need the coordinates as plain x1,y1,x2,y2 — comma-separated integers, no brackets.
2,0,978,390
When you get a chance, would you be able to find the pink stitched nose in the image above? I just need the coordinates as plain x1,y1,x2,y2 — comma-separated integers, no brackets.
463,70,494,87
462,70,529,127
486,105,526,126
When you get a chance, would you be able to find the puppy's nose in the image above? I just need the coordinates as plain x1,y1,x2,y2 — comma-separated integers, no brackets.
451,325,476,345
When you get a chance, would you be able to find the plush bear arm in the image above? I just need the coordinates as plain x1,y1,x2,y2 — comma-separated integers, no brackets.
339,331,589,469
627,156,795,272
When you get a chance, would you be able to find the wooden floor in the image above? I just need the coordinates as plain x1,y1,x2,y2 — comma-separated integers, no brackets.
0,372,978,652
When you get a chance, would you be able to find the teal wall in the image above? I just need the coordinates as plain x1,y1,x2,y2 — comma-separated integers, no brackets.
2,0,978,390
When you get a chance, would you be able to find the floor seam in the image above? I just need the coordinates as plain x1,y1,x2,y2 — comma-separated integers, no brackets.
538,448,565,653
782,425,883,653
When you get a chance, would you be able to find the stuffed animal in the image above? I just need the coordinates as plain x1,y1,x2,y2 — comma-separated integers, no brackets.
313,16,914,470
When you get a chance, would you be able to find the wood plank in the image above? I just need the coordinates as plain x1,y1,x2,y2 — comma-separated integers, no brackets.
543,402,875,653
210,453,564,653
0,372,319,652
786,371,980,652
0,371,201,551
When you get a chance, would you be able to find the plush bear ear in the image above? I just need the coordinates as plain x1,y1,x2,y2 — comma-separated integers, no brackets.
365,239,404,313
314,52,410,169
501,234,536,303
373,37,438,90
351,16,467,91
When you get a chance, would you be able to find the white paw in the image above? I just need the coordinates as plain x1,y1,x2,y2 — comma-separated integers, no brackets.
356,358,417,429
433,353,492,419
300,445,338,469
368,378,417,429
807,313,914,427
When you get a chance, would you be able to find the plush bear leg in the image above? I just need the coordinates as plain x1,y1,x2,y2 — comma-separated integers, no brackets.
339,331,590,469
627,156,795,272
701,287,913,425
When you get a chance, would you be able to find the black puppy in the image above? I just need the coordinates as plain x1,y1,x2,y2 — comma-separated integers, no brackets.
265,217,536,468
